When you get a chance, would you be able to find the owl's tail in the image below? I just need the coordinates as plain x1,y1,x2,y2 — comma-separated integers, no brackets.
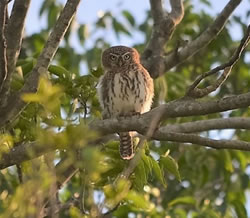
119,132,135,160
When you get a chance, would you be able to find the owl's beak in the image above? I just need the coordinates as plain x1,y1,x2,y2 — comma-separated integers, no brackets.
118,57,123,67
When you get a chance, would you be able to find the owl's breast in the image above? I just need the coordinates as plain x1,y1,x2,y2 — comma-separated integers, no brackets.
108,70,151,115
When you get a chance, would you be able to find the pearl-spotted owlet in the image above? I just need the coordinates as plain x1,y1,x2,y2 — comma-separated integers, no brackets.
97,46,154,160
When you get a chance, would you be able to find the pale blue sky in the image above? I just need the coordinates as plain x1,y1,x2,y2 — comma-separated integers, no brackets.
23,0,250,40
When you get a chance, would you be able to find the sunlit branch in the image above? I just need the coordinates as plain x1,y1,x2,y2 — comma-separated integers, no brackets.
0,0,31,106
0,0,81,128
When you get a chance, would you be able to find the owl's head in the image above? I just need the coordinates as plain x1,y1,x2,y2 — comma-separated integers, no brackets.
102,46,140,70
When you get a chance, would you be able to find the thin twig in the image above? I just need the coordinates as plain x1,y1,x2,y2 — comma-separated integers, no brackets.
186,25,250,98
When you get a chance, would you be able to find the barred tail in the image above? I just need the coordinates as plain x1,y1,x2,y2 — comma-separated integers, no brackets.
119,132,134,160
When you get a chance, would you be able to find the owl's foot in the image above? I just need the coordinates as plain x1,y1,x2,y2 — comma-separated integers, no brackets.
131,112,141,118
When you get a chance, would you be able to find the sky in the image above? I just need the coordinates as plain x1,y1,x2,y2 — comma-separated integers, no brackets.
23,0,250,41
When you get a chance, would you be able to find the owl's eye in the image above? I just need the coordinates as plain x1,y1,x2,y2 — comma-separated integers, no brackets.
109,54,117,61
123,54,131,60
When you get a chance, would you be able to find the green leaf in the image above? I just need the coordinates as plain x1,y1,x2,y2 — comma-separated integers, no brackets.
112,18,131,37
231,200,247,218
150,156,167,187
21,93,41,103
126,190,150,210
122,10,135,26
48,65,70,79
168,196,196,207
91,65,103,78
134,160,147,191
78,24,88,44
48,3,61,29
141,153,152,176
220,150,233,172
160,155,181,182
21,60,35,75
233,150,247,169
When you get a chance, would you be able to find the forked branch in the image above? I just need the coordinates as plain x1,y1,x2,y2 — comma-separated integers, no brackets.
163,0,242,75
141,0,184,78
0,0,81,128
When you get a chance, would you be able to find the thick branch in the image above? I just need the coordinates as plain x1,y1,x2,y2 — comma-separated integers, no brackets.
0,0,8,90
90,92,250,136
141,0,184,78
163,117,250,133
0,142,56,169
0,0,81,128
1,92,250,169
0,0,31,105
153,131,250,151
163,0,242,74
169,0,184,25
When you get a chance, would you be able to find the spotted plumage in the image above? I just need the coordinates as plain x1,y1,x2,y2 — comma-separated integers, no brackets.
97,46,154,160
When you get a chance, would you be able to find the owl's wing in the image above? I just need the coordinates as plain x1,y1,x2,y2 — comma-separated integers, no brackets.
96,75,104,108
97,74,110,119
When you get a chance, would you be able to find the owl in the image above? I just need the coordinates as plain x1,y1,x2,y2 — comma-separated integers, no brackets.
97,46,154,160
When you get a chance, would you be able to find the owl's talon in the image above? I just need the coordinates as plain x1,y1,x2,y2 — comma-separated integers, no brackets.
131,112,141,118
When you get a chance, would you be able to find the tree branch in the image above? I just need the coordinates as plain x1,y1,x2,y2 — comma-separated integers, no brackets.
186,25,250,98
0,141,57,169
162,117,250,133
153,130,250,151
0,0,31,106
169,0,184,25
0,0,8,91
163,0,242,74
0,0,81,128
2,92,250,169
141,0,184,78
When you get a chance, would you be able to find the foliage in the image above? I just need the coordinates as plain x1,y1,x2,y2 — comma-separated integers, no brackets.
0,0,250,217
